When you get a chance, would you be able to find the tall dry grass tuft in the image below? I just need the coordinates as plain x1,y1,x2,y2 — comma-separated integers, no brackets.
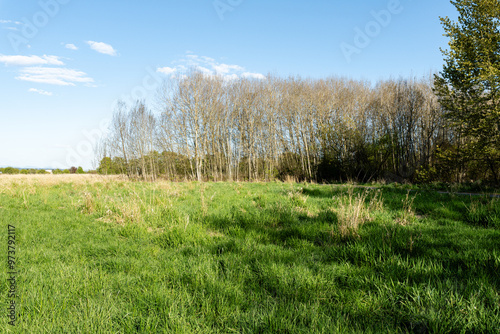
332,188,384,239
22,188,30,209
333,189,369,238
115,199,142,224
368,189,384,212
288,187,308,207
396,190,416,225
82,191,98,214
283,175,298,184
80,190,143,225
199,182,208,216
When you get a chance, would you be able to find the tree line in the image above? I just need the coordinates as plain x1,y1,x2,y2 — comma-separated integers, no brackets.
95,73,494,184
97,0,500,185
0,167,86,175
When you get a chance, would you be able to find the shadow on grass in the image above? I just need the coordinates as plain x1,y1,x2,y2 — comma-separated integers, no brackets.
196,193,500,331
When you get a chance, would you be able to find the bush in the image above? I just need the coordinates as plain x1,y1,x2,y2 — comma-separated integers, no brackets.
3,167,20,174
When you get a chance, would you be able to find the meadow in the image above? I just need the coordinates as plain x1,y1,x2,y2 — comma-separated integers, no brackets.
1,175,499,333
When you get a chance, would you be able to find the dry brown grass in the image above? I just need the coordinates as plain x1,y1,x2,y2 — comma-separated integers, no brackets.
0,175,148,226
0,175,127,215
288,187,309,206
81,190,144,226
283,175,298,184
293,206,318,218
332,188,384,238
395,190,416,225
0,174,124,187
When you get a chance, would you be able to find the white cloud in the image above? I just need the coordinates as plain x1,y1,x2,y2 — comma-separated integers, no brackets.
65,43,78,50
17,67,94,86
0,20,23,32
86,41,117,56
213,63,244,74
158,52,265,81
28,88,53,96
242,72,266,80
224,74,240,82
0,20,21,25
201,56,216,63
157,67,176,75
0,54,64,66
196,66,214,76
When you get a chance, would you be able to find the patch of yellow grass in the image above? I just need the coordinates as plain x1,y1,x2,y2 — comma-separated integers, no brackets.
0,174,124,187
332,188,384,239
207,229,224,238
293,206,318,218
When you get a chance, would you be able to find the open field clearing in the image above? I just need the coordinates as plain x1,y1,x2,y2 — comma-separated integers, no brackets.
1,175,499,333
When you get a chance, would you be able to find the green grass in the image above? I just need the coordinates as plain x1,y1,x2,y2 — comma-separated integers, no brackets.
1,176,499,333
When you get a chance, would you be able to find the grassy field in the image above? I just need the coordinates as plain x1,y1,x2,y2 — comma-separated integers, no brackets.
1,175,499,333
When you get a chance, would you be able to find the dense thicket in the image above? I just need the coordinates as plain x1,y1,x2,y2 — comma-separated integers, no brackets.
96,72,497,183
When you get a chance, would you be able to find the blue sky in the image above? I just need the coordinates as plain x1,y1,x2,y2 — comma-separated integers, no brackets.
0,0,456,170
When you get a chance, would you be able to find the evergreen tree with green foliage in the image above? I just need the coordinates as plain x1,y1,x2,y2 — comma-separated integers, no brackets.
434,0,500,183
